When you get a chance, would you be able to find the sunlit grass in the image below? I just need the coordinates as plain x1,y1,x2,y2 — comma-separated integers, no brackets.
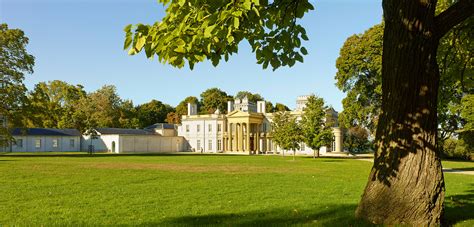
0,153,472,225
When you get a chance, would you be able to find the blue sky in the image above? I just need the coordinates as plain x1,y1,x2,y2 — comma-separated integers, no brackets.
1,0,382,111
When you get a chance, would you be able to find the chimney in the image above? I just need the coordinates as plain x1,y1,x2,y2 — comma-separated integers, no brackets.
187,103,197,116
257,101,266,113
227,101,234,113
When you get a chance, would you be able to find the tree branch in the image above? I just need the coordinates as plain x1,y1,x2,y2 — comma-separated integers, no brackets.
434,0,474,39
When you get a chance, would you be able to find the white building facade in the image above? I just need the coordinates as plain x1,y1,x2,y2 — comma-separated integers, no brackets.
178,103,225,152
178,96,344,155
82,128,185,153
8,128,81,152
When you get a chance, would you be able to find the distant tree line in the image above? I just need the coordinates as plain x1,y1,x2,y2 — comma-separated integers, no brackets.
6,79,292,134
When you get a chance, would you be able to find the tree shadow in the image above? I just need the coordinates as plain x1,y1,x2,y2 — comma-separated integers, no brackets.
151,204,375,226
445,185,474,225
0,153,247,158
443,167,474,172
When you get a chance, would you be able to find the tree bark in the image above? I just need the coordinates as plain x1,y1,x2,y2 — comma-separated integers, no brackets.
356,0,472,225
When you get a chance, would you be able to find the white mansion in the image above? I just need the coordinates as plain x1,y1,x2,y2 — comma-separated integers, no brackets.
178,96,343,155
2,96,343,154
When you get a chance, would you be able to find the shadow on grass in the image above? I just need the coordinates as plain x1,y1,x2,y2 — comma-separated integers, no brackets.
444,167,474,172
320,159,346,162
445,185,474,225
0,152,248,158
154,191,473,226
156,204,374,226
302,156,373,161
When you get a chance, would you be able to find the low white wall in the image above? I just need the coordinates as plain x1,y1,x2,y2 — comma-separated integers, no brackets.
82,135,119,152
10,136,81,152
119,135,185,153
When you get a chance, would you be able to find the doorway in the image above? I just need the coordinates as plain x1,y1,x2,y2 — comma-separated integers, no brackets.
112,141,116,153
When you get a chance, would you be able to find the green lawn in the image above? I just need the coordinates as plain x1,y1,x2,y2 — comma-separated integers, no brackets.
0,153,472,226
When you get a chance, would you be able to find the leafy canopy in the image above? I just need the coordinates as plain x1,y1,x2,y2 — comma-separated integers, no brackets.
234,91,264,103
300,95,333,153
200,87,232,114
271,111,303,152
0,24,35,145
335,11,472,139
124,0,313,70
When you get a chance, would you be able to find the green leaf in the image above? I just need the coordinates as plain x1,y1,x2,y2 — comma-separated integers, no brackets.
174,46,186,53
234,17,240,29
194,54,205,61
135,36,146,50
243,1,252,10
123,24,132,33
252,7,260,17
295,53,304,63
176,38,186,47
227,35,234,44
301,47,308,55
124,34,132,50
301,33,309,41
232,11,242,17
204,25,216,38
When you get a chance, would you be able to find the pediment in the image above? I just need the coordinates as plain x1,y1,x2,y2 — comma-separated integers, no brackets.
226,110,250,118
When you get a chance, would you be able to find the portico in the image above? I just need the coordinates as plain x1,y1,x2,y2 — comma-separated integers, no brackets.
224,110,264,154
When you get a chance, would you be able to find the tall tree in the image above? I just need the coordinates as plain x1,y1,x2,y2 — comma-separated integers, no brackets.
200,88,232,114
335,24,383,135
118,100,140,129
27,80,86,129
274,103,290,112
300,95,333,158
343,126,370,153
76,85,123,129
0,24,35,146
356,1,473,224
271,111,303,160
165,112,181,124
335,14,472,141
124,0,474,224
136,99,175,127
234,91,264,103
175,96,200,119
265,101,275,113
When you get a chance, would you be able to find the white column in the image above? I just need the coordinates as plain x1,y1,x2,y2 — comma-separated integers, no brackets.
333,127,343,152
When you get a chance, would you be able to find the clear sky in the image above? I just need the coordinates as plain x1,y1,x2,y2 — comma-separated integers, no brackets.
1,0,382,111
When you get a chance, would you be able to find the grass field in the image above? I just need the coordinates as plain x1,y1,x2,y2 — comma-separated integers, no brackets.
0,153,472,226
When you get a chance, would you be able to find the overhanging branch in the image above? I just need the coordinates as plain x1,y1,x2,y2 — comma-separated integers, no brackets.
434,0,474,39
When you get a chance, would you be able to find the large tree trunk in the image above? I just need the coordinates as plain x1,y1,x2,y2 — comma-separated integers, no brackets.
355,0,473,225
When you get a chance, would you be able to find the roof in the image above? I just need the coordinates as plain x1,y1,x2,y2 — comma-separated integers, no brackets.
11,128,81,136
95,128,154,135
144,123,176,130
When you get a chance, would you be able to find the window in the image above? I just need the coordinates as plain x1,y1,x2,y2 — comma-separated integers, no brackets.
218,124,222,132
35,139,41,148
52,139,58,148
208,140,212,150
197,140,201,150
263,123,267,132
15,139,23,148
208,124,212,132
300,143,305,151
197,124,200,132
186,125,190,132
70,139,75,148
217,140,222,151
